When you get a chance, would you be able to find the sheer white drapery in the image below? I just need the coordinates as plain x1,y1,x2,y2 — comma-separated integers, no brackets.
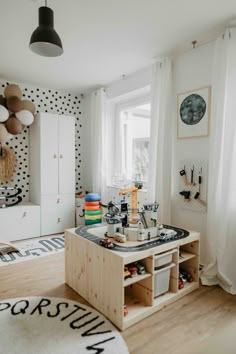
201,29,236,294
147,59,172,224
90,88,107,197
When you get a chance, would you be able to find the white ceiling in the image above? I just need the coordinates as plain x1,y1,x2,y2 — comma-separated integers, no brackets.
1,0,236,94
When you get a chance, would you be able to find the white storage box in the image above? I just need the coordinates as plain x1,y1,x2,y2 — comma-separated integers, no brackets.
154,263,175,297
75,195,85,226
154,249,177,269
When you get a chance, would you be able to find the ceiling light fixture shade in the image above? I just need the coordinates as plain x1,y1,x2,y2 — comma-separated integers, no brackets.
29,5,63,57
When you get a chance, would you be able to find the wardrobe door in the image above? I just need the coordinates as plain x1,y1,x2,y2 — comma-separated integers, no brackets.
58,115,75,194
41,195,62,235
59,194,75,230
41,195,75,235
40,113,59,195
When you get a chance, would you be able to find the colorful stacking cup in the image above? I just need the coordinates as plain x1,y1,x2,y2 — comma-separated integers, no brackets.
84,193,102,225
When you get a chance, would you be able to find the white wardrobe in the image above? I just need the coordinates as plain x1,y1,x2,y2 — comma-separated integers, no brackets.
30,112,75,235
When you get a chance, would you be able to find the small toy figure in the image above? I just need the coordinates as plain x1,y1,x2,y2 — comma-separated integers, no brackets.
113,233,127,243
134,262,146,275
124,266,132,280
124,305,128,317
128,265,138,277
99,238,114,249
179,269,193,283
178,277,184,289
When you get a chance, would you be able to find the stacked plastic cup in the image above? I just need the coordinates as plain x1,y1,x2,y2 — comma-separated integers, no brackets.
84,193,102,225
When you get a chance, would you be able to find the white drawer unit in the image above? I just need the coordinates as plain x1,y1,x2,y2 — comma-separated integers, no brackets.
154,249,177,269
41,195,75,236
0,203,40,242
154,263,175,297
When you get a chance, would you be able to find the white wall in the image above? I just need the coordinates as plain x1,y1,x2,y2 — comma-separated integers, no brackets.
82,42,215,264
171,42,214,264
81,95,93,192
106,66,152,99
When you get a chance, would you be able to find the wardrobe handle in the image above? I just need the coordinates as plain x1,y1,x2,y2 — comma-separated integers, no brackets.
57,217,61,223
53,154,57,159
23,211,27,217
57,198,60,204
60,154,63,159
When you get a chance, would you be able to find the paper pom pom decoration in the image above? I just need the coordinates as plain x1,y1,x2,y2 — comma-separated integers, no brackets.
21,100,36,114
5,116,24,135
7,96,23,113
16,110,34,126
0,95,7,107
0,83,36,141
0,105,9,123
4,84,22,99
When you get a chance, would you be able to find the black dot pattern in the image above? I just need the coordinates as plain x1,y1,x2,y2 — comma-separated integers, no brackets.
0,81,83,202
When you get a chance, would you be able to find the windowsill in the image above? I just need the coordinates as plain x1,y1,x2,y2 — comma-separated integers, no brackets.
106,185,148,193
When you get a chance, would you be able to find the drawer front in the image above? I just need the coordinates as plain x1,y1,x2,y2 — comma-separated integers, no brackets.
41,195,75,236
154,249,177,269
0,205,40,242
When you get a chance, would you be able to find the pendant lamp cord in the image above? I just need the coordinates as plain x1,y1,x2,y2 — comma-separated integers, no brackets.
45,0,47,7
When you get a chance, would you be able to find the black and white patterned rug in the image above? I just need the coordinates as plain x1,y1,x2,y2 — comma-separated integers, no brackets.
0,235,65,266
0,297,129,354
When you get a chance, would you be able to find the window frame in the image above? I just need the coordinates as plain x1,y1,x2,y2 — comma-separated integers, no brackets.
113,94,151,187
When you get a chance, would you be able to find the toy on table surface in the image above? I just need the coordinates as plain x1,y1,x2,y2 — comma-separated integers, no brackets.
100,201,125,237
119,186,139,223
84,193,102,225
99,238,114,249
113,233,127,243
100,197,179,244
159,228,177,241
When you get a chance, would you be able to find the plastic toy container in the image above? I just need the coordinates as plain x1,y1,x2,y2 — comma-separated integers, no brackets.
154,263,175,297
154,249,177,269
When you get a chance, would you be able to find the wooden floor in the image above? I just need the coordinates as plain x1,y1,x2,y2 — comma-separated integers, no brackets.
1,253,236,354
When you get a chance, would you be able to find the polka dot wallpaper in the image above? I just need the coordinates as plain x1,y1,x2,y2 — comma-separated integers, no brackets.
0,79,83,202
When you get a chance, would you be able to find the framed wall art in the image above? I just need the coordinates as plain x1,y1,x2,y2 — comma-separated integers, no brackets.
177,86,211,139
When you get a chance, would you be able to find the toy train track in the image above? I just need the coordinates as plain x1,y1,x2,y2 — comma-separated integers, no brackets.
75,224,189,252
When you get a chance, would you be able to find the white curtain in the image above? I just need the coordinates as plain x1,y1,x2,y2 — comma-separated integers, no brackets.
147,58,172,224
90,88,107,198
201,29,236,294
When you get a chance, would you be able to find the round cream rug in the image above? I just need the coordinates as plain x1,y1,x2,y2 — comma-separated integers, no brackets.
0,297,129,354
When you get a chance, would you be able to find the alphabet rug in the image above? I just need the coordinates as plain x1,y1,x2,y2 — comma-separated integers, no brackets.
0,297,129,354
0,235,65,267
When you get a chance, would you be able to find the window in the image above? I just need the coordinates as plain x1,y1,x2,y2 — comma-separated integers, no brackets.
112,99,151,187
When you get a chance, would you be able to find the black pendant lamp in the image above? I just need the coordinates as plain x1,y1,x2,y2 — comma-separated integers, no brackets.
29,0,63,57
